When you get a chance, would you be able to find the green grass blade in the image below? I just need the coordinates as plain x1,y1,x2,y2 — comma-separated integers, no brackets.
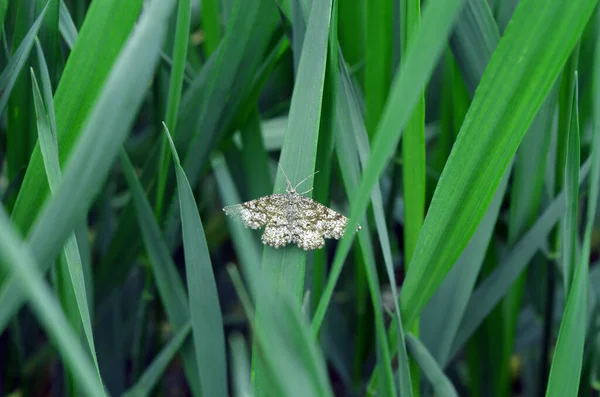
0,206,105,397
120,149,201,396
213,155,334,397
335,61,410,396
6,0,38,183
176,0,277,192
311,0,466,341
502,87,556,364
559,51,581,295
365,0,392,138
338,0,365,87
400,0,425,268
400,0,596,326
201,0,221,57
10,0,144,235
405,334,458,397
449,158,592,358
30,67,103,391
164,124,228,396
162,0,279,245
225,265,297,397
99,1,281,281
251,0,333,392
240,111,272,198
0,2,47,117
587,5,600,263
419,1,499,367
400,0,426,391
0,0,7,31
421,165,511,366
545,74,586,397
35,0,59,87
0,0,176,334
311,0,337,318
449,0,499,94
229,333,251,397
155,0,191,217
124,323,192,397
58,0,78,49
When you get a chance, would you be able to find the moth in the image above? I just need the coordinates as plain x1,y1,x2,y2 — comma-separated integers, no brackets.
223,165,360,250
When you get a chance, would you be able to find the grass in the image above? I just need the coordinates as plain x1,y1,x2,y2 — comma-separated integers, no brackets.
0,0,600,396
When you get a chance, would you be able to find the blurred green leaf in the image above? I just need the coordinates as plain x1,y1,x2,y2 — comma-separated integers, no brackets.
545,74,586,397
202,0,222,57
406,334,458,397
0,0,175,338
334,61,411,396
30,64,102,387
312,0,467,366
229,333,251,397
124,323,192,397
6,0,37,183
0,0,7,31
0,206,105,397
400,0,596,330
58,0,77,49
120,149,201,396
0,2,47,118
450,158,592,358
449,0,499,95
164,125,228,396
365,0,392,139
155,0,191,217
10,0,144,235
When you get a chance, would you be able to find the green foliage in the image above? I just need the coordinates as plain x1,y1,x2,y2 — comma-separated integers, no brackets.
0,0,599,395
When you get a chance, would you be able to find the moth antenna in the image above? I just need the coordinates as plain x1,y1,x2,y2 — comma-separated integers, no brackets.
294,170,320,190
297,187,314,195
278,162,293,192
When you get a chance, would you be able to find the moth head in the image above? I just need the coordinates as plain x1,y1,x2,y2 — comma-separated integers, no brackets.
278,162,320,195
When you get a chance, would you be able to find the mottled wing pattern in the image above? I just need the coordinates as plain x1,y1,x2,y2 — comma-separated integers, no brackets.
223,194,287,230
292,196,361,250
223,192,360,250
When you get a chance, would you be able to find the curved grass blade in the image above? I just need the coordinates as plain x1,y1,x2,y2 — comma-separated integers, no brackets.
226,265,294,397
229,333,251,397
30,67,103,390
175,0,278,195
120,149,201,396
123,322,192,397
163,0,279,247
0,1,48,116
400,0,596,330
0,206,105,397
155,0,191,217
449,0,499,95
545,74,586,397
365,0,393,139
163,124,228,397
58,0,78,49
450,158,592,358
0,0,176,339
335,60,411,396
311,0,466,346
10,0,144,235
405,334,458,397
399,0,427,391
421,164,511,366
99,1,282,282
